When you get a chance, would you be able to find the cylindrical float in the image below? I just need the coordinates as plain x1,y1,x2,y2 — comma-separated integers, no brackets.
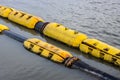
43,22,88,47
80,39,120,66
0,5,13,18
8,10,44,29
24,38,73,63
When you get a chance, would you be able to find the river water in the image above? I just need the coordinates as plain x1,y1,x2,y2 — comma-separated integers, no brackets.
0,0,120,80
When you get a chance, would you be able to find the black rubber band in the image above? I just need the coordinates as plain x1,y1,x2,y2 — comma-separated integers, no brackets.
35,21,44,33
35,22,50,34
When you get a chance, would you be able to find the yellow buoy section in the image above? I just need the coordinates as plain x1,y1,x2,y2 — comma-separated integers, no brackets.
24,38,73,63
80,39,120,66
8,10,44,29
0,5,13,18
0,24,9,32
43,22,88,47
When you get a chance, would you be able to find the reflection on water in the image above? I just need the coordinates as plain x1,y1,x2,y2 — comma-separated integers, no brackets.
0,0,120,80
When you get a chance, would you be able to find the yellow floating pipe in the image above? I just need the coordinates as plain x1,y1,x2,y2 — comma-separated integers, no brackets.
0,5,120,66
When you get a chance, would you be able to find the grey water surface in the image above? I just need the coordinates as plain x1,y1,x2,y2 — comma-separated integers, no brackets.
0,0,120,80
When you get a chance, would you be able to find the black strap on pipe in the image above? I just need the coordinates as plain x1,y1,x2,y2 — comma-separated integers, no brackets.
2,30,27,42
72,60,120,80
34,21,49,33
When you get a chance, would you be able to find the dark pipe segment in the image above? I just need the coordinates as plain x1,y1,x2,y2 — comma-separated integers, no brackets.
3,30,27,42
72,60,120,80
